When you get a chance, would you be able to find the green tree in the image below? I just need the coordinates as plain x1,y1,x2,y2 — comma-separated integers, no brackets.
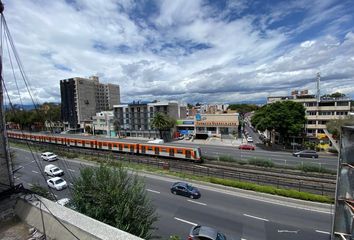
150,112,175,141
321,92,346,98
72,164,157,239
84,125,92,134
251,101,306,144
5,102,61,131
113,119,121,137
326,116,354,139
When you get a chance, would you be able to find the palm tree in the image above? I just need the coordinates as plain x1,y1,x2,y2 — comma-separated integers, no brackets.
150,112,175,140
113,119,121,137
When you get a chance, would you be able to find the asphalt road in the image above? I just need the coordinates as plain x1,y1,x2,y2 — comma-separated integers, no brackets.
12,147,333,240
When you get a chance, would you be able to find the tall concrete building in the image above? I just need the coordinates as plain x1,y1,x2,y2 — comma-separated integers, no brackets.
60,76,120,129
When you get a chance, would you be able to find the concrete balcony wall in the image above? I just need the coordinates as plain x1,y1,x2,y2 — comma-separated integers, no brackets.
15,197,143,240
306,106,350,111
305,124,327,129
306,115,339,120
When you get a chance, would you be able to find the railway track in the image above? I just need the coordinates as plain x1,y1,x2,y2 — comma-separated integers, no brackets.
11,139,336,197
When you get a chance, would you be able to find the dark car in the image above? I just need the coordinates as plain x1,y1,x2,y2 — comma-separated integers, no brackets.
188,225,227,240
239,144,255,150
170,182,201,199
293,150,319,158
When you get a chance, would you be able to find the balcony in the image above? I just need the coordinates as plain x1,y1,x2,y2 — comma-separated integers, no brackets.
306,106,350,111
11,196,142,240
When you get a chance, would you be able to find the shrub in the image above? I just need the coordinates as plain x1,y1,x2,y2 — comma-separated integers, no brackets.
209,177,332,203
297,163,335,174
328,147,338,154
248,158,274,168
219,155,235,162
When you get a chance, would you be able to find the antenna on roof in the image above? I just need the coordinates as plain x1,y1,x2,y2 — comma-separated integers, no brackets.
316,72,321,102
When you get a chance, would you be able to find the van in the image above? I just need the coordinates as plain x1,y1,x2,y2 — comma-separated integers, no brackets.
44,164,64,177
147,139,164,144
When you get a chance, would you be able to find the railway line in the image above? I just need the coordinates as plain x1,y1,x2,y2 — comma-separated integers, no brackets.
10,138,336,197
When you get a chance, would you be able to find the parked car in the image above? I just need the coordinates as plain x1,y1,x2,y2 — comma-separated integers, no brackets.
247,136,253,143
170,182,201,199
188,225,227,240
47,177,67,190
56,198,70,206
44,164,64,177
239,144,255,150
41,152,58,161
292,150,319,158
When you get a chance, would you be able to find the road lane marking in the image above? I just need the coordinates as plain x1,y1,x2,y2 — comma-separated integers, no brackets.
187,200,207,206
146,189,160,194
243,214,269,222
316,230,330,235
28,183,33,187
278,230,299,233
174,217,198,226
32,170,39,174
69,183,74,186
68,169,76,172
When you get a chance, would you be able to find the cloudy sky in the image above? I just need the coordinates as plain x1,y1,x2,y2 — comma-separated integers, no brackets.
2,0,354,105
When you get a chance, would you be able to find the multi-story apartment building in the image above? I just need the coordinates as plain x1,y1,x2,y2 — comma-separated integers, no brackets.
60,76,120,129
113,101,186,138
267,90,352,137
187,103,229,116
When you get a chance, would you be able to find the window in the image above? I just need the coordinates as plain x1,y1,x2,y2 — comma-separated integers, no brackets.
337,101,349,106
307,111,316,115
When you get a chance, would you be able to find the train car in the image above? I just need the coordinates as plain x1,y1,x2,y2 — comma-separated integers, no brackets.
7,131,202,162
138,143,202,162
95,140,138,154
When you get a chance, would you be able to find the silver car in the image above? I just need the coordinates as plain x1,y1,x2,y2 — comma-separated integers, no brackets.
188,225,227,240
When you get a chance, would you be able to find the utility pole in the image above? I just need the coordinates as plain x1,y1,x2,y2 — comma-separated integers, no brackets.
0,0,15,192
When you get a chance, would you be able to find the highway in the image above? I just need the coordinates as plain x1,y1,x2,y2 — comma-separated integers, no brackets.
12,147,333,240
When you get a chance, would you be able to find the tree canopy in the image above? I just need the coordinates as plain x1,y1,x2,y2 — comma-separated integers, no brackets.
72,164,157,239
321,92,346,98
5,102,61,130
150,112,175,140
228,104,259,113
251,101,306,143
326,116,354,138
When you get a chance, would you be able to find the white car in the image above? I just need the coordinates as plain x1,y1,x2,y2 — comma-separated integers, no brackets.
47,177,67,191
44,164,64,177
247,136,253,143
41,152,58,161
56,198,71,206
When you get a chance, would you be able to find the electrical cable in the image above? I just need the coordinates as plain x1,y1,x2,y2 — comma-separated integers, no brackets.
3,80,57,201
1,12,76,199
1,8,79,240
17,187,81,240
39,200,47,239
1,17,78,195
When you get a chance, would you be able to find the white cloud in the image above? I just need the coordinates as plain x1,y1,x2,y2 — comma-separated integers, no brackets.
1,0,353,106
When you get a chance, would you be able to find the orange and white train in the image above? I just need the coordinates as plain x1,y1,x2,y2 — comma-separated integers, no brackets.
7,131,202,163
